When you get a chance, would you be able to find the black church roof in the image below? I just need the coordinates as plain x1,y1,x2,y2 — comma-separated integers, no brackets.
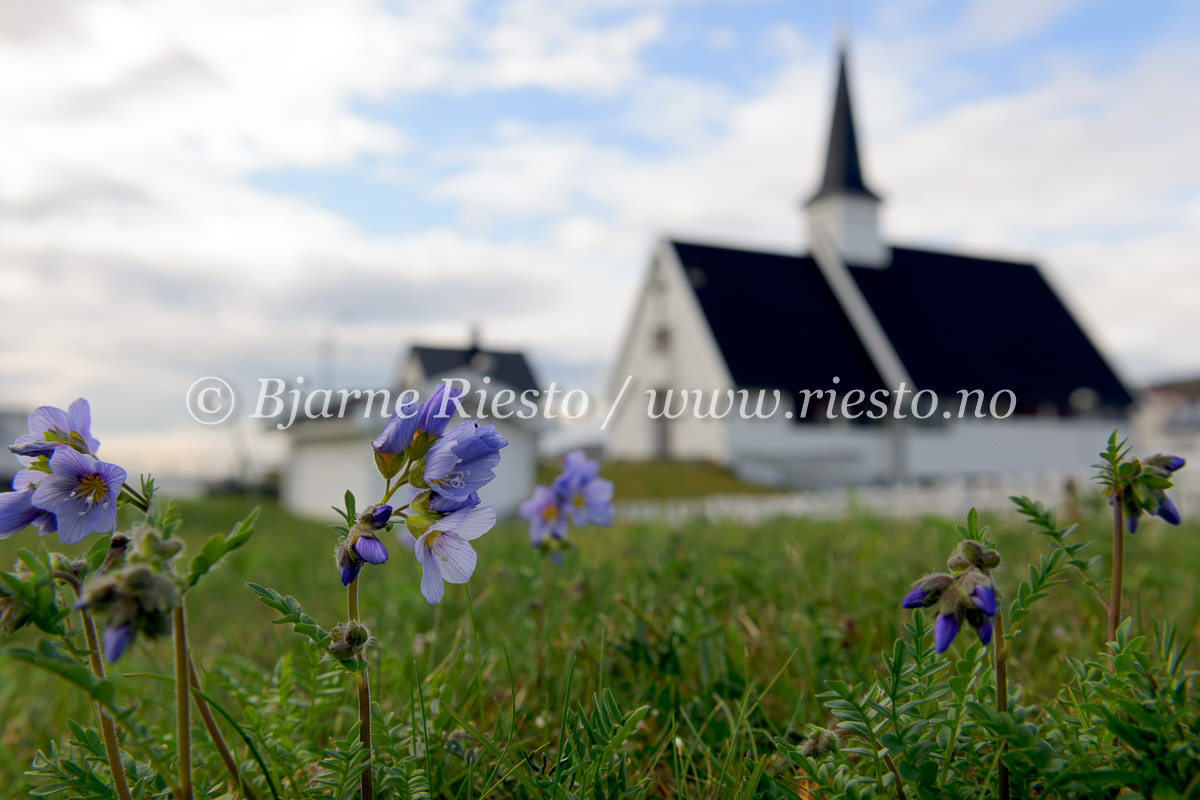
671,240,1133,414
848,248,1134,410
670,241,886,406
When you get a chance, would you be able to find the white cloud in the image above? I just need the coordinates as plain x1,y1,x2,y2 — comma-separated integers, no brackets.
0,0,1196,479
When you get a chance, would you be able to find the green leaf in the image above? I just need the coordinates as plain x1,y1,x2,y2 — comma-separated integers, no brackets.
186,508,259,588
0,640,118,709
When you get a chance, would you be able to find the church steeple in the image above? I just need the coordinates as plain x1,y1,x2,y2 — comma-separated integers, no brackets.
804,46,888,268
808,47,879,205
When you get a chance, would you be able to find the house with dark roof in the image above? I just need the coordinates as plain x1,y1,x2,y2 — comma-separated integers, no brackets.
281,332,544,518
606,47,1133,486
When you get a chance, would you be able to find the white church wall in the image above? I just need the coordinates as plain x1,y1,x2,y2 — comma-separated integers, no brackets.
606,240,734,464
726,405,892,487
903,416,1126,481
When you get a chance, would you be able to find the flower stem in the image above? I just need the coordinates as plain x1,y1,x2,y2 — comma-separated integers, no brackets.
994,614,1009,800
535,553,552,693
883,754,908,800
379,466,411,505
188,657,260,800
1109,488,1124,643
56,569,133,800
119,482,149,512
347,577,374,800
465,585,485,718
173,604,194,800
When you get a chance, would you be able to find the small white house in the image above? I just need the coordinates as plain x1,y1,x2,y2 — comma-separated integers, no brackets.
606,46,1133,487
282,342,544,519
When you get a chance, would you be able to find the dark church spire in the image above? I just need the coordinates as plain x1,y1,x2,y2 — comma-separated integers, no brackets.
807,47,879,206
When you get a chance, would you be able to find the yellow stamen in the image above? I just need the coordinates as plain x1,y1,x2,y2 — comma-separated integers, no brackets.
77,474,109,505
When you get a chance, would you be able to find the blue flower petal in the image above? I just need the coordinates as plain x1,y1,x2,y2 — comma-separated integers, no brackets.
0,489,41,538
340,559,362,587
104,621,134,663
353,535,389,565
901,587,928,608
934,614,960,653
1156,497,1182,526
972,584,997,616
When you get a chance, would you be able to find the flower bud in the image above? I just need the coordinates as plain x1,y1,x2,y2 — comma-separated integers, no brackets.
335,539,362,586
329,620,375,660
369,504,392,529
406,512,433,539
99,532,131,573
1146,454,1186,474
1155,497,1182,526
800,728,838,757
74,563,180,662
901,573,953,608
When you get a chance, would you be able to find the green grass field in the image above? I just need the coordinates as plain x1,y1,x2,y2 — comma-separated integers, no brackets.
0,490,1197,798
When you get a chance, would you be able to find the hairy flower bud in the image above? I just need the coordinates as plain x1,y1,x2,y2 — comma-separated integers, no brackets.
335,538,362,587
329,620,375,661
74,563,180,662
129,525,184,565
99,532,131,573
901,573,953,608
1146,454,1186,474
800,727,838,757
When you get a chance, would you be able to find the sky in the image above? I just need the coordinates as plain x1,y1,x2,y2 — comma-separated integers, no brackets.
1,0,1198,476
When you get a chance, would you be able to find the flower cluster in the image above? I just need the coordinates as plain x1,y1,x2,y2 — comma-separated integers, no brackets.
350,384,507,604
1,400,127,546
1116,454,1186,533
902,540,999,653
519,450,614,555
74,525,183,662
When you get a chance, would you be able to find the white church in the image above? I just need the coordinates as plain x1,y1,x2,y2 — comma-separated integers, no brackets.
605,48,1134,488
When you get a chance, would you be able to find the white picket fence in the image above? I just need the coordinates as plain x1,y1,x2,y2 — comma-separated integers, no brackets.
615,473,1199,526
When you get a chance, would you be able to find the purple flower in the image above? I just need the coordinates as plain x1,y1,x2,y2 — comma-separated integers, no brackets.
567,475,614,526
104,620,134,663
416,384,464,438
1164,455,1187,472
353,535,389,565
1126,514,1139,534
372,399,420,456
934,613,960,653
972,584,997,616
555,450,600,494
424,421,507,503
370,504,393,528
430,491,480,514
520,485,569,546
968,611,993,646
0,486,57,539
9,399,100,459
401,505,496,604
1155,497,1182,526
900,574,953,609
552,452,614,526
30,447,126,545
340,558,362,587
